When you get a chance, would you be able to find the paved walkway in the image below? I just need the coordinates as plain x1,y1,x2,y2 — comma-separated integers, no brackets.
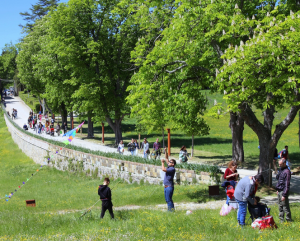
4,96,300,194
4,96,142,156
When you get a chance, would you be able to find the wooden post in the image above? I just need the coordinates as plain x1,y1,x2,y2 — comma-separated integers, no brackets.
269,163,272,187
102,122,104,143
166,128,171,157
72,117,74,129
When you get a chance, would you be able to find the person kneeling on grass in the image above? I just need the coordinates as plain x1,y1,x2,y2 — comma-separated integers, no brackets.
234,173,264,226
161,147,176,212
98,177,114,219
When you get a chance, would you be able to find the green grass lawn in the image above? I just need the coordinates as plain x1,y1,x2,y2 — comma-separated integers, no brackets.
1,109,300,240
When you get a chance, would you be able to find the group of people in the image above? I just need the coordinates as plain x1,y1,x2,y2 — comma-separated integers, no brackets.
24,110,68,137
98,147,177,219
223,154,292,226
118,138,189,163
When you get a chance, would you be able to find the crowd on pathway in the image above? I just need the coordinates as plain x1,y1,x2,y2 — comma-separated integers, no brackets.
11,109,70,137
118,138,189,163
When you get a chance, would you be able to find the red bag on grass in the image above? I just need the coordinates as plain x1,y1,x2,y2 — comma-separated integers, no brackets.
252,216,277,230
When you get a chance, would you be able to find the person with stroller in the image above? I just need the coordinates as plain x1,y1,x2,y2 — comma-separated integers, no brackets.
276,158,292,222
179,145,188,163
223,161,239,204
234,174,264,226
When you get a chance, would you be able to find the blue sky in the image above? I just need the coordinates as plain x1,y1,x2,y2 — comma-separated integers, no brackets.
0,0,67,51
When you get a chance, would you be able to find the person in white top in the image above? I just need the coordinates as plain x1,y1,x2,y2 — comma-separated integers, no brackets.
143,138,149,159
118,140,124,155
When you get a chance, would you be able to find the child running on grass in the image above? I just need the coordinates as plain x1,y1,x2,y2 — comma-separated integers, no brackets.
98,177,114,219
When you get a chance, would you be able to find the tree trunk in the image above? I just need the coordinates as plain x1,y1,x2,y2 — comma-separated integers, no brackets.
60,103,68,125
191,134,194,157
70,111,74,129
106,116,122,145
240,102,300,186
299,111,300,148
42,99,45,116
229,112,244,163
162,128,165,148
87,112,94,138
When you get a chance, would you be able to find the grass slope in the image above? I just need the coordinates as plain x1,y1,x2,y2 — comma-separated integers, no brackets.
1,111,300,240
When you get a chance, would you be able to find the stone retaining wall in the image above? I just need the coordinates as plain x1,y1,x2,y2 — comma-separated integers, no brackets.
4,115,220,185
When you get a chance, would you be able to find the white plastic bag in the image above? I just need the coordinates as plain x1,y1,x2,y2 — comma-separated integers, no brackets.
220,204,233,216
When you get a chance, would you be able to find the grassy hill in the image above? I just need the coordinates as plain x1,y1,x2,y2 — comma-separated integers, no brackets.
1,109,300,240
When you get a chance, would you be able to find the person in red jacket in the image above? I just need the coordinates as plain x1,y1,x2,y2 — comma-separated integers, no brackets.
224,161,239,204
98,177,114,219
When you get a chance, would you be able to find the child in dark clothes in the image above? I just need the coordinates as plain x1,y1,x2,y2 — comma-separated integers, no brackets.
98,177,114,219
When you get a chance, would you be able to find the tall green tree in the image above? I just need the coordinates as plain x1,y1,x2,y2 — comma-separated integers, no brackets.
218,9,300,180
0,43,18,80
20,0,60,30
46,0,142,144
126,0,273,162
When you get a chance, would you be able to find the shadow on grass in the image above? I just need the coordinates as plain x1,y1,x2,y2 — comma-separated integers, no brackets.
185,188,227,203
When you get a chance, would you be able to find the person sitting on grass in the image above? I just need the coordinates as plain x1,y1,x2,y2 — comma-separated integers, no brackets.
161,147,176,212
234,173,264,226
98,177,114,219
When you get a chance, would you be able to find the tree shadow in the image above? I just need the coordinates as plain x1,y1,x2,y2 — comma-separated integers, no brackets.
185,188,227,203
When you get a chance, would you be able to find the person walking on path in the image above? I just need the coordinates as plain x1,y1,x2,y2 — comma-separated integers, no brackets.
143,138,149,159
127,139,135,156
276,158,292,222
62,122,68,134
273,147,279,174
134,139,139,155
161,147,176,212
98,177,114,219
234,174,264,226
153,138,161,160
118,140,124,155
279,146,293,174
179,146,189,163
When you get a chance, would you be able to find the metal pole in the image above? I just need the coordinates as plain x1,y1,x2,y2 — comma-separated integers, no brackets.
167,128,171,157
102,122,104,143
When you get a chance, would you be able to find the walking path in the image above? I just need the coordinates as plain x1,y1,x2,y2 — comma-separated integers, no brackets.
3,96,300,194
4,96,141,156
